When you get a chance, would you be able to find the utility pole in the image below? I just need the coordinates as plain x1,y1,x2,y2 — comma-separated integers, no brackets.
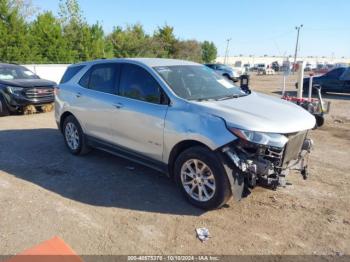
224,38,232,65
293,25,303,72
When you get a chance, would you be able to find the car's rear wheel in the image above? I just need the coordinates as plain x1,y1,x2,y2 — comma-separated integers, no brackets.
0,95,9,117
174,146,231,210
63,115,90,155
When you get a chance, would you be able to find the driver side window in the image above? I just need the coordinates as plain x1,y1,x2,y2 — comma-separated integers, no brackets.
119,64,162,104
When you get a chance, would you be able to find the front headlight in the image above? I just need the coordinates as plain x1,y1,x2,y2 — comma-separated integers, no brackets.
229,127,288,148
6,86,24,96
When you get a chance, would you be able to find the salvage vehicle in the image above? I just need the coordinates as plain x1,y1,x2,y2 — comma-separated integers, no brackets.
55,58,316,210
0,63,56,116
205,63,240,82
298,67,350,94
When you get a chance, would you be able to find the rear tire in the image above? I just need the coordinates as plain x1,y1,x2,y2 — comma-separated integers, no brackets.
0,95,9,117
62,115,91,155
174,146,232,210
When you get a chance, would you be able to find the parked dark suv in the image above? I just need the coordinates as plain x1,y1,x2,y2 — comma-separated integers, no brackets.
0,63,56,116
298,67,350,94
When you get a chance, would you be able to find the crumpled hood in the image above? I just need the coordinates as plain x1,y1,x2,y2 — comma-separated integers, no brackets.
190,92,316,134
0,79,56,88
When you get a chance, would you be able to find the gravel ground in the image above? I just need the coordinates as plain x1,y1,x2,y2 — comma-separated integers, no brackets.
0,74,349,255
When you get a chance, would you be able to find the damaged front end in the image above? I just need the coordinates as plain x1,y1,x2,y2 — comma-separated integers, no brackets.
221,128,313,197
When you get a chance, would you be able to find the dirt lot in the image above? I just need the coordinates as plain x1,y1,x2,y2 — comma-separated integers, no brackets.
0,74,349,256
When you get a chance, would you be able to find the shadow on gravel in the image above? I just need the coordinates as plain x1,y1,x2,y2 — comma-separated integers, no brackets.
0,128,204,216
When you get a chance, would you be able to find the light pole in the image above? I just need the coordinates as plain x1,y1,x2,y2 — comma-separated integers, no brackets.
293,24,303,72
224,38,232,65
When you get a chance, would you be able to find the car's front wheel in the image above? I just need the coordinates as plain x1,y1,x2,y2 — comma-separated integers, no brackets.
63,115,91,155
174,146,232,210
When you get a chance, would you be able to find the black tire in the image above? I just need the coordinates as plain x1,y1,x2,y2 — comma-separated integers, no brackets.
62,115,91,155
0,95,9,117
174,146,232,210
315,115,325,128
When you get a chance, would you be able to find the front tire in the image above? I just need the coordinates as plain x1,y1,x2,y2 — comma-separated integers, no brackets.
174,146,232,210
63,115,91,155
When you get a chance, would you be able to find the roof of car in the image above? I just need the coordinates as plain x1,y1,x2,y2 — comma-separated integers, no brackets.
0,63,25,68
73,58,200,68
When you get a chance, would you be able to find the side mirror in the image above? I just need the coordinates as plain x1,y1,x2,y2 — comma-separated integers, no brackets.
240,75,250,93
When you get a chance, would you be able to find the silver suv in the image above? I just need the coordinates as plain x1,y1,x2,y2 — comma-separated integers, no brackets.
55,58,316,210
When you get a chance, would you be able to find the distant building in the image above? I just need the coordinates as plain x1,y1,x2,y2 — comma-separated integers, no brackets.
216,56,350,67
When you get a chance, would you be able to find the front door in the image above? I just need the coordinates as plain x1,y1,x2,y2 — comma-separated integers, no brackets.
110,63,169,162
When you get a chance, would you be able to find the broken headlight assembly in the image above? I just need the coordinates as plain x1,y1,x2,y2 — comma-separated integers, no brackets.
223,126,313,190
228,127,289,148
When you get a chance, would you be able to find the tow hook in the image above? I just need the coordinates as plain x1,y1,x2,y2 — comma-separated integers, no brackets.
301,167,309,180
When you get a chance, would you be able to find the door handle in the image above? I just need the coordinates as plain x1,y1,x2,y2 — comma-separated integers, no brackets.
113,102,124,109
76,92,82,98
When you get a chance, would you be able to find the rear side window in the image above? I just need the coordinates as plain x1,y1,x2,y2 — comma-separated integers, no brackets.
119,64,161,104
60,65,85,84
326,68,346,79
79,64,119,95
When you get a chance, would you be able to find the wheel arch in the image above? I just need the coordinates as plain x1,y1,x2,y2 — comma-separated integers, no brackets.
167,140,212,177
59,111,74,132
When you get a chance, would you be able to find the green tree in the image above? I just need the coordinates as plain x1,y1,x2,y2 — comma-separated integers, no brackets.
59,0,98,62
153,25,176,57
29,11,72,63
0,0,218,64
106,24,152,58
9,0,38,20
58,0,83,26
174,40,203,63
201,41,217,63
0,0,30,63
85,23,107,59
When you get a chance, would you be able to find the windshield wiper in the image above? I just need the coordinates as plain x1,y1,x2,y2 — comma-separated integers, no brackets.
215,94,240,101
194,98,215,102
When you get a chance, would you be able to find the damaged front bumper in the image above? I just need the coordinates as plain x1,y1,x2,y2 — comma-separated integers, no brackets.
221,131,313,195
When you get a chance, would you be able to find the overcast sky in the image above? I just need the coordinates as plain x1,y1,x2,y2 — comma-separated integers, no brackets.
32,0,350,58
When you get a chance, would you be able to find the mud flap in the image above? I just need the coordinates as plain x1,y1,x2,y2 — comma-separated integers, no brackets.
223,163,245,201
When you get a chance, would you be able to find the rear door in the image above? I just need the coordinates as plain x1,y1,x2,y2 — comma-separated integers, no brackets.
74,63,120,143
110,63,169,162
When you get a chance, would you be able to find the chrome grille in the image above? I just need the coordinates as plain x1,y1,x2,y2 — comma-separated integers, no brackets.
25,88,54,99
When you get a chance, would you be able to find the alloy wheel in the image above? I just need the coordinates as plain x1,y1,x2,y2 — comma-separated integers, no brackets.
65,122,80,150
180,159,216,202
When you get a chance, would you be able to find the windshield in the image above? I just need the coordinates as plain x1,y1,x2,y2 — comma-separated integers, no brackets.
154,65,246,101
0,66,39,80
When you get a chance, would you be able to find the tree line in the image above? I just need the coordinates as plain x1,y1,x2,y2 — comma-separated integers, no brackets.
0,0,218,64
